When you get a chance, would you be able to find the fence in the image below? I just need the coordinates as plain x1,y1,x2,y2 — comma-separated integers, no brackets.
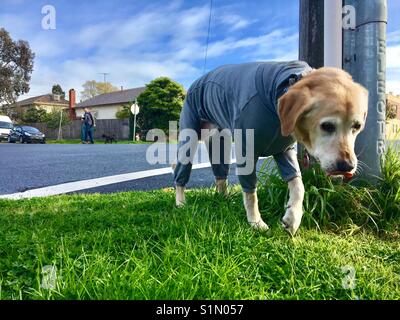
27,119,130,140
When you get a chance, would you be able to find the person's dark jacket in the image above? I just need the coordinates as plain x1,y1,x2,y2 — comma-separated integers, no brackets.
83,112,95,127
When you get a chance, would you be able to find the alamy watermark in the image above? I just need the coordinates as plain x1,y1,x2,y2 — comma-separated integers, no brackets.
341,265,356,290
42,5,56,30
41,265,57,290
342,5,356,30
145,121,256,175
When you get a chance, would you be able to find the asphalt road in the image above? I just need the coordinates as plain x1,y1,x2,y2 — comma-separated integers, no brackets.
0,142,270,196
1,141,397,197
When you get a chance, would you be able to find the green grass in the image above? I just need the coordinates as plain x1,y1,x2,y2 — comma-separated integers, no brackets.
0,150,399,300
46,139,149,144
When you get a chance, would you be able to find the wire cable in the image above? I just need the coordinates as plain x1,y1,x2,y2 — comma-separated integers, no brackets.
203,0,213,74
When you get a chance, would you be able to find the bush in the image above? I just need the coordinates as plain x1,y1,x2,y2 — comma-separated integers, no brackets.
44,109,71,129
115,105,130,119
21,107,47,123
386,103,397,120
258,147,400,236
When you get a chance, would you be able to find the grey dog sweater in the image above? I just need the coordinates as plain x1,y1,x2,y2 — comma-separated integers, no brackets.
174,61,313,192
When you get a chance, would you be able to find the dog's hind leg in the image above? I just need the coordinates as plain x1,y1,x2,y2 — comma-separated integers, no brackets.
236,156,269,231
173,100,201,206
204,127,231,196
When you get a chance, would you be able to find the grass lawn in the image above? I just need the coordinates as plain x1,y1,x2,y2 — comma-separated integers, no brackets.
0,151,399,300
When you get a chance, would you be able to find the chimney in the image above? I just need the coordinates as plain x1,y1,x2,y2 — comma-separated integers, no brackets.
69,89,77,120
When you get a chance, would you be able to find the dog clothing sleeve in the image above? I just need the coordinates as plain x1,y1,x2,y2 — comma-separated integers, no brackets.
273,145,302,182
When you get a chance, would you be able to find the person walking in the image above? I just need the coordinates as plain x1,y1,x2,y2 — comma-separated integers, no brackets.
83,108,96,144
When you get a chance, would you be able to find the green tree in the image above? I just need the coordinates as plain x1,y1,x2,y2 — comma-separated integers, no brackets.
386,102,397,120
0,28,35,105
52,84,65,98
96,82,119,95
44,109,71,129
137,77,185,133
115,104,131,119
21,107,47,123
80,80,119,101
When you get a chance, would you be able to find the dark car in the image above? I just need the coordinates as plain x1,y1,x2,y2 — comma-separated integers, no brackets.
8,126,46,144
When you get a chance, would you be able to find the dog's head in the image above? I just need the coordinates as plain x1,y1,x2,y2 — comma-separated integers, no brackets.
278,67,368,177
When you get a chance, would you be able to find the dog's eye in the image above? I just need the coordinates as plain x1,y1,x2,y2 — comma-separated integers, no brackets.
320,122,336,133
352,123,362,131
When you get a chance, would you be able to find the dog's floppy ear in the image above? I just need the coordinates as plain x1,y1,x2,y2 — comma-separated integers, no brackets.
278,87,313,136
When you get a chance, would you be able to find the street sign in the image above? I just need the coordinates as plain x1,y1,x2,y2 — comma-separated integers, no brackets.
130,103,140,142
130,103,140,115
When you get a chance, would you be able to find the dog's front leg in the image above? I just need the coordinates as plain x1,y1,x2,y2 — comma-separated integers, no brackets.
243,191,269,231
282,177,304,236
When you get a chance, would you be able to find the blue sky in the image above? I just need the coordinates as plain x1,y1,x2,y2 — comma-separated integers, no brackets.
0,0,399,101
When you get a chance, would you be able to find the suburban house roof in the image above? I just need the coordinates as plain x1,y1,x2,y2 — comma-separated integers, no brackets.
76,87,146,108
13,94,69,108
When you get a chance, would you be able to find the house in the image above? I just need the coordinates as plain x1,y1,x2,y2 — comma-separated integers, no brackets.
73,87,146,120
6,93,70,119
386,93,400,140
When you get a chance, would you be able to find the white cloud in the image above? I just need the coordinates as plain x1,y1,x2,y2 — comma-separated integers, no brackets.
75,5,210,53
387,45,400,70
386,43,400,94
387,80,400,94
219,14,256,31
387,30,400,44
206,30,298,60
11,2,298,102
0,14,32,38
23,55,200,102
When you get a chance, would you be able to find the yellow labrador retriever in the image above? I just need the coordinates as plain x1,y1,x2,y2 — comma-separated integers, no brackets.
173,62,368,235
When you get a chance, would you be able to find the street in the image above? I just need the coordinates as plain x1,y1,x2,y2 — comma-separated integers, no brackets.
0,143,248,197
1,141,398,198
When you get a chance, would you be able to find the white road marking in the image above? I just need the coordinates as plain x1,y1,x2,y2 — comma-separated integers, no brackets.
0,161,218,200
0,156,269,200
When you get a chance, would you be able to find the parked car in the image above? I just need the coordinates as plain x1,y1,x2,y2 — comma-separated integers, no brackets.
0,115,13,142
8,125,46,144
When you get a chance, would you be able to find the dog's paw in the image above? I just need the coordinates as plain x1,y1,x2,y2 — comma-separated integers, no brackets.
249,219,269,232
176,199,186,207
175,186,185,207
215,179,228,197
281,206,303,236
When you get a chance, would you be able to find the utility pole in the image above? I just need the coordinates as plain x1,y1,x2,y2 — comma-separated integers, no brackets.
57,109,63,141
299,0,324,69
298,0,324,168
299,0,387,181
343,0,387,181
100,72,109,84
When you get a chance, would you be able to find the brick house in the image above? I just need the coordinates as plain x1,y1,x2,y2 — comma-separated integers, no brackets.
386,93,400,140
5,93,69,119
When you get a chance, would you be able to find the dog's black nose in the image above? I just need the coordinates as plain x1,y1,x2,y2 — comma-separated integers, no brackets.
337,160,354,172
